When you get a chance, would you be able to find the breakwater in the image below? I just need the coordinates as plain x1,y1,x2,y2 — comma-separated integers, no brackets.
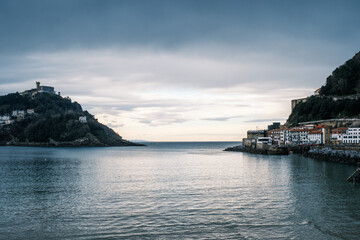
224,145,289,155
303,147,360,166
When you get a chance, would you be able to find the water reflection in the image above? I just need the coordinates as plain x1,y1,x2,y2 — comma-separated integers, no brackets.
288,154,360,238
0,144,359,239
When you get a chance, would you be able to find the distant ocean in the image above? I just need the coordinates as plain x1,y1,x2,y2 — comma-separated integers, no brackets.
0,142,359,239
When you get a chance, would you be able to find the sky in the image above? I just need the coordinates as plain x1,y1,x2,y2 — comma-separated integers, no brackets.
0,0,360,141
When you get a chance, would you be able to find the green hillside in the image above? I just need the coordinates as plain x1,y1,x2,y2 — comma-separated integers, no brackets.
287,51,360,126
320,51,360,96
287,96,360,126
0,92,140,146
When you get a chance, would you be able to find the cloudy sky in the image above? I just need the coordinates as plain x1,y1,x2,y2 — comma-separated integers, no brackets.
1,0,359,141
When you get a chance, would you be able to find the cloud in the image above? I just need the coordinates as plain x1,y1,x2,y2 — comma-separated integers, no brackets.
244,118,286,123
1,0,360,140
134,111,189,127
0,48,334,96
201,115,243,121
1,0,359,54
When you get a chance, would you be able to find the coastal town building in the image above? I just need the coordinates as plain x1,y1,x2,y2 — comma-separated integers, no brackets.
27,109,35,114
267,128,290,145
12,110,25,118
268,122,280,131
0,115,10,121
289,128,311,143
0,109,36,127
343,128,360,144
331,127,348,142
307,130,323,144
79,116,87,123
256,137,272,148
5,119,14,125
244,120,360,147
247,130,267,139
267,129,281,145
282,129,290,143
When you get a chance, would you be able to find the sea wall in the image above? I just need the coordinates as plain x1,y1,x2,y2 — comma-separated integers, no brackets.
303,147,360,166
224,145,288,155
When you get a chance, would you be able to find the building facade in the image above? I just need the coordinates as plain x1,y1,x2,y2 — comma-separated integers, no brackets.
342,128,360,144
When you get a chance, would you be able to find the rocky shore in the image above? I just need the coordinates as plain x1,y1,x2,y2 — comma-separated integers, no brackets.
303,147,360,166
225,144,360,166
224,145,289,155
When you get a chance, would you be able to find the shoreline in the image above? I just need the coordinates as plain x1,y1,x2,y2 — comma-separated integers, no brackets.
303,147,360,166
0,141,145,147
225,144,360,166
224,145,289,155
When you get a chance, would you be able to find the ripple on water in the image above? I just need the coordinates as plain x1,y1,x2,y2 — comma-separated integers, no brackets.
0,144,359,239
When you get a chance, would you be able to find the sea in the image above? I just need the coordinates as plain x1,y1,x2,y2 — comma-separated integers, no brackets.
0,142,359,239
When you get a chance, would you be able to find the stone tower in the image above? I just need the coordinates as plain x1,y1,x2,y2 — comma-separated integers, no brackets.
36,82,40,90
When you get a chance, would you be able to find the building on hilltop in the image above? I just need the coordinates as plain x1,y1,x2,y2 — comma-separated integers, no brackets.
36,81,55,94
291,97,309,110
21,82,59,96
291,88,323,110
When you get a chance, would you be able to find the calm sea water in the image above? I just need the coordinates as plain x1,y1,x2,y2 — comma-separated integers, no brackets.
0,142,360,239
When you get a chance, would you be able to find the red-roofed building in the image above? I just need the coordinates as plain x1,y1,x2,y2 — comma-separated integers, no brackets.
308,130,323,143
268,128,290,145
289,128,312,143
331,127,348,142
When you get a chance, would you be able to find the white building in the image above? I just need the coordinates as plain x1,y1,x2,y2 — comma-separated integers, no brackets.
27,109,35,114
289,128,311,143
0,115,10,121
18,110,25,118
342,128,360,144
331,127,348,142
4,119,14,125
268,128,290,145
256,137,272,145
308,130,323,144
79,116,87,123
281,129,290,144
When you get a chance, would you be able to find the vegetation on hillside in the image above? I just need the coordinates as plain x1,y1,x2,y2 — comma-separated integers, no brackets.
0,93,138,146
320,51,360,96
287,96,360,126
287,51,360,125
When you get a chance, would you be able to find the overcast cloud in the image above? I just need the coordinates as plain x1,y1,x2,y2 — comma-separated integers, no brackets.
0,0,359,140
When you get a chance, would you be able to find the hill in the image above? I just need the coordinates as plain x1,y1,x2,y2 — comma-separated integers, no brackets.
0,92,142,147
320,51,360,96
287,51,360,126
